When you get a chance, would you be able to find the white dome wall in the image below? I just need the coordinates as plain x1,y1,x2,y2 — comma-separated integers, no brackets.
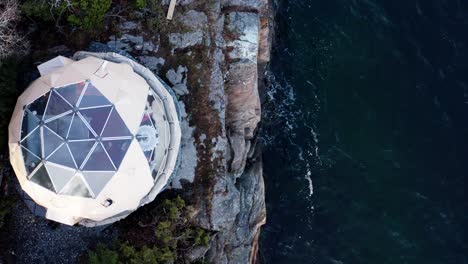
8,54,178,226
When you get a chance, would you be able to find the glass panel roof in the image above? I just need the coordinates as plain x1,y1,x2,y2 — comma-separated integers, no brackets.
136,110,159,168
56,82,86,107
43,90,71,121
48,143,76,168
30,165,55,192
102,139,132,169
45,112,73,139
45,163,76,193
144,149,154,162
140,113,153,127
60,174,92,198
27,93,49,121
19,81,142,198
80,106,112,136
68,141,95,168
101,108,132,137
78,83,111,108
83,143,115,171
21,147,41,175
82,171,114,197
42,127,64,159
21,127,41,158
68,113,95,140
138,91,162,179
21,110,39,140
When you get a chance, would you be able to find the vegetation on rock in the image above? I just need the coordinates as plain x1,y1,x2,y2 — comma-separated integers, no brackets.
67,0,112,31
87,196,211,264
22,0,111,34
132,0,168,33
21,0,68,22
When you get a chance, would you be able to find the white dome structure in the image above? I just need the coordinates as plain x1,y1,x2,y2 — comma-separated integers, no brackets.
8,52,181,226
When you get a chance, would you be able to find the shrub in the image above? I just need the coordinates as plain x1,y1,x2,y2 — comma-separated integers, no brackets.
21,0,68,22
22,0,111,33
120,242,175,264
193,228,210,247
163,195,185,220
0,0,29,58
67,0,111,31
155,221,173,246
87,196,211,263
88,243,119,264
134,0,147,10
88,242,176,264
133,0,168,32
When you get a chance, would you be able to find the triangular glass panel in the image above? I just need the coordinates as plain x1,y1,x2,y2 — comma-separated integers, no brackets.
102,139,132,169
78,83,111,108
43,90,72,121
140,112,154,127
30,165,55,192
21,147,41,176
83,143,115,171
43,127,64,158
60,174,92,198
82,171,114,197
79,107,112,136
20,127,41,158
21,110,40,140
56,82,86,107
144,149,154,163
27,92,50,121
45,163,76,193
46,112,73,139
68,141,95,168
101,108,132,137
68,113,95,140
47,143,76,168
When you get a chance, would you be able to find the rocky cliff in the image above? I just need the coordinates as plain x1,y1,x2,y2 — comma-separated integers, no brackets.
155,1,272,262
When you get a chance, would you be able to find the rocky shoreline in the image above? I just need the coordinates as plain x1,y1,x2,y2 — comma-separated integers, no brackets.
0,0,272,263
150,1,272,262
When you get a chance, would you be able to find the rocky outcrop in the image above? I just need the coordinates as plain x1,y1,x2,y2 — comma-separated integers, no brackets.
153,1,271,262
224,11,261,176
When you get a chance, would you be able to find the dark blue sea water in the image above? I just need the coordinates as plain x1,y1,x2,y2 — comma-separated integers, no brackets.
260,0,468,263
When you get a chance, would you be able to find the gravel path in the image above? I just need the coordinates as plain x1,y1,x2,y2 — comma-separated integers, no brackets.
0,198,117,264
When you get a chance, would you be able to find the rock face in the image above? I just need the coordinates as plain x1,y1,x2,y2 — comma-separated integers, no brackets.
157,1,272,263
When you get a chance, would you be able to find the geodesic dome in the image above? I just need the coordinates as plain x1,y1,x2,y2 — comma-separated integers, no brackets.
8,53,181,226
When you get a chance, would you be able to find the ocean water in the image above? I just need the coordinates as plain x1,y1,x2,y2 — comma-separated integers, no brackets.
260,0,468,263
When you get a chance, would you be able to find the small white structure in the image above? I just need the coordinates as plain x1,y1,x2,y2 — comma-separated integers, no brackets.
8,52,181,226
167,0,177,20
